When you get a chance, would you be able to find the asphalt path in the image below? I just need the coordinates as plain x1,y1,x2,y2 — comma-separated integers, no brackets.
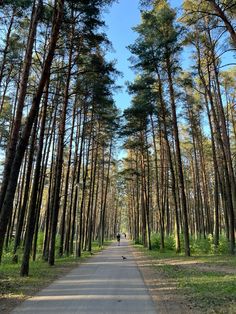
11,239,157,314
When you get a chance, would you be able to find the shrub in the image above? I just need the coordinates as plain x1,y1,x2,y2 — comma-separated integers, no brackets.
134,237,142,245
37,232,44,253
148,233,231,255
190,235,212,254
165,235,175,250
150,233,175,251
151,233,161,249
217,236,230,254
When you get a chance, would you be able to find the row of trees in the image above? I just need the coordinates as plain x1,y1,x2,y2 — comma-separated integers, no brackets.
0,0,121,276
122,0,236,255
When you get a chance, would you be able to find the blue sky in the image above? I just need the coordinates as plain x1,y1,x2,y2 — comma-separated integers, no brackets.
103,0,182,112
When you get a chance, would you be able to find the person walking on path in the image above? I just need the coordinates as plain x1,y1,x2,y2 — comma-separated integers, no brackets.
117,233,121,246
11,241,157,314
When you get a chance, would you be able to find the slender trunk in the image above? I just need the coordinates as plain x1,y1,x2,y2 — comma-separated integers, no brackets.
13,113,37,257
88,133,99,252
65,111,81,255
48,42,73,265
78,110,94,256
166,56,190,256
0,0,64,262
156,71,181,252
207,0,236,46
20,79,49,276
58,97,76,257
0,0,42,212
101,139,113,245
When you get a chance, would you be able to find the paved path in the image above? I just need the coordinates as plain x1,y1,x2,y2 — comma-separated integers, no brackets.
12,240,157,314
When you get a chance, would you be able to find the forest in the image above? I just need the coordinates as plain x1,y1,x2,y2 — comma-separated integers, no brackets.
0,0,236,281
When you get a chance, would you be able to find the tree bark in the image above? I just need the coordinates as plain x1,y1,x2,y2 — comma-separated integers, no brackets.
0,0,64,262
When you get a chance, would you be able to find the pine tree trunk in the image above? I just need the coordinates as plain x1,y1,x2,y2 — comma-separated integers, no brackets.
0,0,64,262
20,79,49,276
166,56,190,256
207,0,236,46
0,0,42,213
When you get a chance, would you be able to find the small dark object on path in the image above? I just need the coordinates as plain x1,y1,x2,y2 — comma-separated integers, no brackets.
122,256,127,260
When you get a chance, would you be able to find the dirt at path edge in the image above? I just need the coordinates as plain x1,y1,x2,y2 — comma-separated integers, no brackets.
132,247,201,314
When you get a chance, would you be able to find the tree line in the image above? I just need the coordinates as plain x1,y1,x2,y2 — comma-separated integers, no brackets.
1,0,236,279
0,0,121,276
122,0,236,256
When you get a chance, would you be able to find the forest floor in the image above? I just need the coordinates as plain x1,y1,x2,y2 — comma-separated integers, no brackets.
133,245,236,314
1,241,235,314
0,242,110,314
8,240,157,314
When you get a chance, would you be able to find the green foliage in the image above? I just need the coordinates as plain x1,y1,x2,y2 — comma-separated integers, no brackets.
150,233,175,250
150,233,161,249
3,0,33,9
134,237,142,245
190,235,212,254
149,233,231,255
189,235,230,255
165,234,175,250
36,232,44,252
216,236,231,255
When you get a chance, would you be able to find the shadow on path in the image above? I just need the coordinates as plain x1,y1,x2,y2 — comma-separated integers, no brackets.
11,240,157,314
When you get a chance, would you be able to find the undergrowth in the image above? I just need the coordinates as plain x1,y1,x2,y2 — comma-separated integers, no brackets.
134,233,236,314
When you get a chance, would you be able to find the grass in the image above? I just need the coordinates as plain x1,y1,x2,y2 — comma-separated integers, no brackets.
134,242,236,314
159,264,236,313
135,244,236,267
0,240,111,302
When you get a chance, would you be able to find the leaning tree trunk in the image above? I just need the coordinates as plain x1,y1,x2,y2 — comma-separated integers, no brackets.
206,0,236,46
0,0,42,213
13,112,37,258
0,0,64,262
20,79,49,276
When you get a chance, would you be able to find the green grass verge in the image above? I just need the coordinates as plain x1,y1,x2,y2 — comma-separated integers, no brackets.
0,240,111,300
160,264,236,313
134,245,236,313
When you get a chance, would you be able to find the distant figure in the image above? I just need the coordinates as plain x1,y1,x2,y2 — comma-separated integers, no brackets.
117,233,121,246
124,233,126,239
122,256,127,260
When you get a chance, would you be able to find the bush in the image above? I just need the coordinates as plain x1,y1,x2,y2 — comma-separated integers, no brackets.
189,234,230,255
151,233,161,249
190,235,212,254
217,236,230,254
2,251,13,263
150,233,175,251
147,233,231,255
165,235,175,251
37,232,44,253
134,237,142,245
